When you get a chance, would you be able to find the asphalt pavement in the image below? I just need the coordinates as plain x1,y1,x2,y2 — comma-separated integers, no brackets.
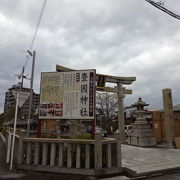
145,172,180,180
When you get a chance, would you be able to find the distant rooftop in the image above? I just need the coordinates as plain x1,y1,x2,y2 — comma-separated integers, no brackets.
156,104,180,112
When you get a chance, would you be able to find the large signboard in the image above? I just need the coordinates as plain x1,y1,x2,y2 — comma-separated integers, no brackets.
39,70,95,119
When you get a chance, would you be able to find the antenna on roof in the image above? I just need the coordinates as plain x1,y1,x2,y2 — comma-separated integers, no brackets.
15,66,29,88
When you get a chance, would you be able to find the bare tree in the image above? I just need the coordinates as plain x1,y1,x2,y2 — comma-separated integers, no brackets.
96,92,118,131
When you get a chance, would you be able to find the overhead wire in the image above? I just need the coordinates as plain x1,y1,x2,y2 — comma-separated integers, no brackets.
23,0,48,72
0,45,26,53
0,0,48,112
29,0,48,51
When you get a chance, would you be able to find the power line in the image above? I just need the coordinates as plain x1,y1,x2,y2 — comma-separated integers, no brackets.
0,45,26,53
145,0,180,20
23,0,47,75
29,0,48,51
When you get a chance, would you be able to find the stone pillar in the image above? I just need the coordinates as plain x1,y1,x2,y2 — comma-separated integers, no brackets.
34,143,40,165
117,83,125,142
67,144,72,168
58,143,64,167
85,144,90,169
17,131,24,165
114,130,121,168
6,133,12,163
26,143,32,165
50,143,56,166
76,144,80,168
94,132,102,169
162,89,175,148
42,143,48,166
106,144,112,168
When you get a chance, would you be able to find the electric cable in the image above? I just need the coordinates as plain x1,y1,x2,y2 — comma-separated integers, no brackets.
29,0,48,51
0,45,26,53
23,0,48,74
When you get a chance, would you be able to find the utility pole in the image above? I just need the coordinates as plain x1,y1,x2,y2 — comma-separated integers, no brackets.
27,50,36,136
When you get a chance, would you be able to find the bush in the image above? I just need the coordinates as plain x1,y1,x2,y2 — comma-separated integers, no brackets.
40,133,56,138
74,133,92,139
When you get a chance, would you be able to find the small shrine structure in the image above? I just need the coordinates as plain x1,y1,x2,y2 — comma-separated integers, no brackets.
128,97,156,147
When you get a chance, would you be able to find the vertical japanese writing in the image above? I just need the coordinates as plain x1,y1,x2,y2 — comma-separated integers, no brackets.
89,72,94,117
76,73,80,82
40,70,95,119
79,72,89,117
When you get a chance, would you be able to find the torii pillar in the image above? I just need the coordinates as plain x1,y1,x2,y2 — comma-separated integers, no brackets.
117,83,125,141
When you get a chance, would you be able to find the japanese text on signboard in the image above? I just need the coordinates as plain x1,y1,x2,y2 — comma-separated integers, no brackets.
39,70,95,119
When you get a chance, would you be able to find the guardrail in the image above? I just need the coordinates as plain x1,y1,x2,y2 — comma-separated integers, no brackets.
5,130,122,176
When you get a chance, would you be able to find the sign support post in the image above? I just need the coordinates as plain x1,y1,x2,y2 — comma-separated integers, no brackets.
10,93,19,171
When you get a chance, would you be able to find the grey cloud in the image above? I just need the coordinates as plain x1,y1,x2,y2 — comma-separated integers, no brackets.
1,0,180,113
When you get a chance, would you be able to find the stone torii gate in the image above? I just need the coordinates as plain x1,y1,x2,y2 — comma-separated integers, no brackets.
56,65,136,141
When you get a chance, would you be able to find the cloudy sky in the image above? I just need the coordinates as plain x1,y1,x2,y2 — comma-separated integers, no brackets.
0,0,180,113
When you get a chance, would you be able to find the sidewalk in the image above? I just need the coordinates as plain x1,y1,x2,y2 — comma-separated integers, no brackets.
122,144,180,177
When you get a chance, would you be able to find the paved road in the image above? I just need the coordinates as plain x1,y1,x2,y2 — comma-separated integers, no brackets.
145,172,180,180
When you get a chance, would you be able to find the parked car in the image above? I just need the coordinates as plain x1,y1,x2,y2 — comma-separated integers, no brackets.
95,126,108,137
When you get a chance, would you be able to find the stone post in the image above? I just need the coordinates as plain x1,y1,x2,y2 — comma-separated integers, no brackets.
34,143,40,165
76,144,80,168
5,132,9,147
162,89,175,148
50,143,56,166
26,143,32,165
114,130,121,168
85,144,90,169
42,143,48,166
117,83,125,142
17,130,24,165
58,143,64,167
94,132,102,169
6,132,12,163
67,144,72,168
106,144,112,168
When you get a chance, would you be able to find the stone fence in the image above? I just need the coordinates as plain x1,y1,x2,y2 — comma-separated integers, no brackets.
5,131,122,176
